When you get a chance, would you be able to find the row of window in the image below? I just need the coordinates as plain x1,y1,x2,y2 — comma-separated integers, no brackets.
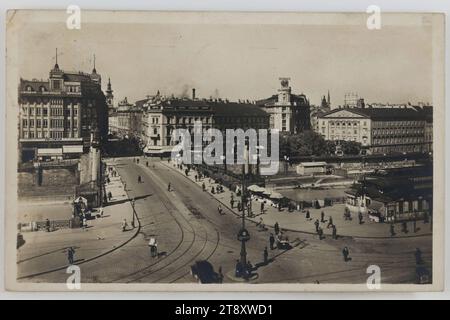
22,119,78,128
22,107,78,117
373,137,424,145
373,120,424,127
324,121,367,127
22,130,76,139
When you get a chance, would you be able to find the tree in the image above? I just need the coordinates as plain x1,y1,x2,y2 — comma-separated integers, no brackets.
280,130,327,157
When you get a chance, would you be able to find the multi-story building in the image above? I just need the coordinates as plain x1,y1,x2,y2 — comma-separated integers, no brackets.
317,107,433,154
108,97,142,139
18,58,108,162
257,78,310,133
138,89,269,155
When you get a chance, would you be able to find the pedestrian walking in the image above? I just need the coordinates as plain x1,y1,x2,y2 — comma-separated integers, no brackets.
202,182,206,192
230,198,235,208
269,233,275,250
149,238,157,257
332,224,337,239
390,224,395,237
99,207,104,218
138,175,142,183
136,158,139,164
260,202,265,214
45,218,51,232
122,219,128,232
320,211,325,223
67,247,75,265
314,219,320,232
358,211,363,224
327,216,333,228
306,210,310,220
274,222,280,235
237,201,242,212
218,205,223,215
146,161,149,167
211,186,215,194
168,182,171,192
82,217,87,229
317,227,323,240
194,174,198,182
342,246,350,262
263,246,269,265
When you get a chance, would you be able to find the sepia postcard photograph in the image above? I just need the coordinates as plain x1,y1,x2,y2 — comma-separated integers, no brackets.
4,10,445,292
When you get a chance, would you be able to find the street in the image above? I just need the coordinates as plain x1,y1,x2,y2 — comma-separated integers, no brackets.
18,157,432,284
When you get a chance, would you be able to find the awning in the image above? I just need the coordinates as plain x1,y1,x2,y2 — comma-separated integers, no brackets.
37,148,62,156
63,145,83,154
248,185,265,193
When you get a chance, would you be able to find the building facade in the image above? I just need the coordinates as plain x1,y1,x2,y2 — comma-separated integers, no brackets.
345,165,433,222
108,97,142,139
137,91,269,155
257,78,310,133
18,59,108,162
317,107,432,154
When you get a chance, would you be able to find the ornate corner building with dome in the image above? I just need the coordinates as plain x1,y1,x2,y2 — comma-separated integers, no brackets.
256,78,311,134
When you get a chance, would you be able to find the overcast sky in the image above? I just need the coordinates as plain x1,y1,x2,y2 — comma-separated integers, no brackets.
12,12,433,106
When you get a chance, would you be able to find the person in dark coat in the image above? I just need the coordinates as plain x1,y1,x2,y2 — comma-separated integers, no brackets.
274,222,280,235
263,247,269,265
314,219,320,232
320,211,325,222
327,216,333,228
332,224,337,239
306,210,310,220
269,233,275,250
45,218,51,232
342,247,350,262
358,211,364,224
67,247,75,265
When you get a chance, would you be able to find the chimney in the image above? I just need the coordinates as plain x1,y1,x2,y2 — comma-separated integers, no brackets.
192,88,196,100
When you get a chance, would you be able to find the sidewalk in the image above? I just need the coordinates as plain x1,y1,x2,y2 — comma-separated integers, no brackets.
163,161,432,239
17,161,138,279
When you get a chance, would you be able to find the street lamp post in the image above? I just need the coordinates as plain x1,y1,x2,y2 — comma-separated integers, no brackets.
131,198,136,228
237,139,251,280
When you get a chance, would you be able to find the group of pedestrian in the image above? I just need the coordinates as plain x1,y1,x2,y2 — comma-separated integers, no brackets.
313,213,338,240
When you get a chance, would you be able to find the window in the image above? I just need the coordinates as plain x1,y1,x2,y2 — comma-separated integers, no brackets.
52,80,61,90
22,119,28,127
43,108,48,116
36,119,41,128
43,119,48,128
29,119,34,128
